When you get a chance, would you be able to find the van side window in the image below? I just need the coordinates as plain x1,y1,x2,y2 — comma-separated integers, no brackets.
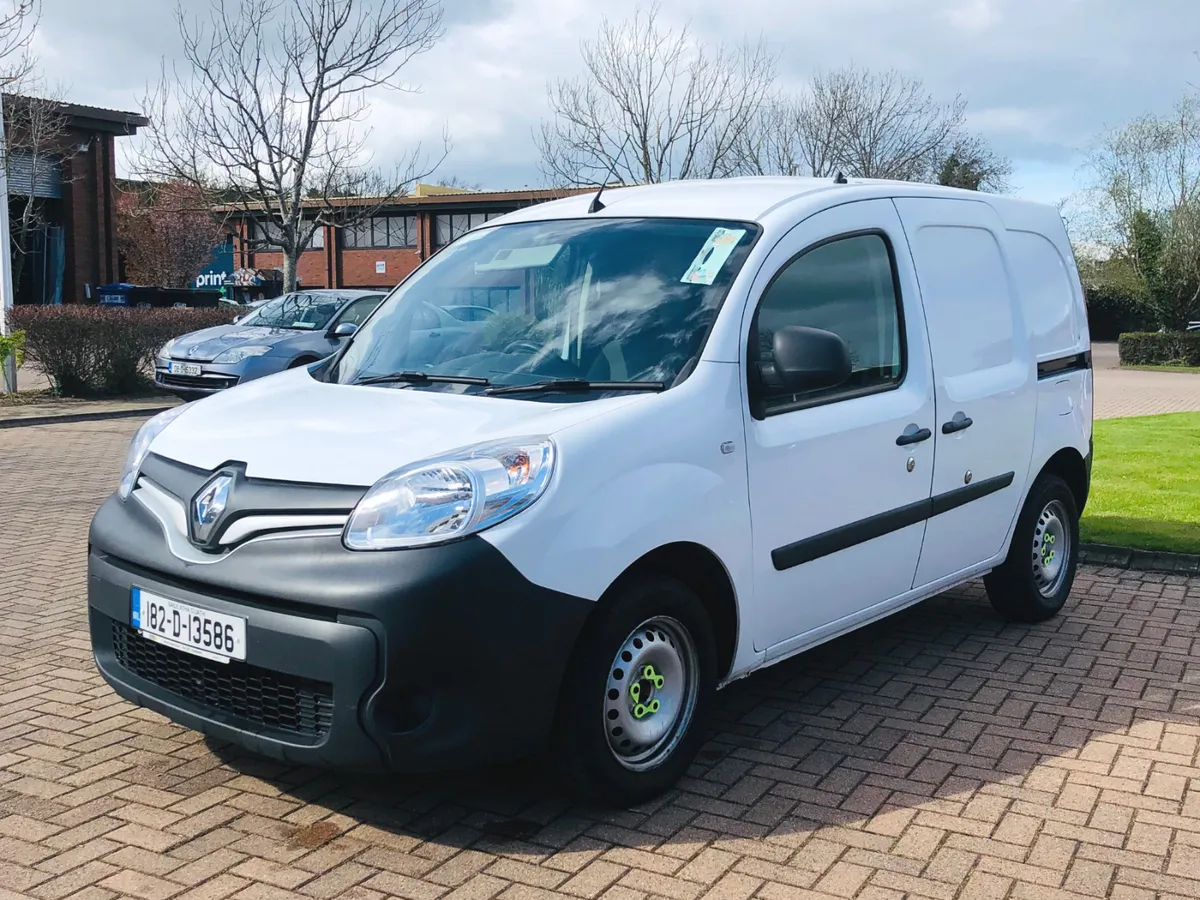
751,233,903,414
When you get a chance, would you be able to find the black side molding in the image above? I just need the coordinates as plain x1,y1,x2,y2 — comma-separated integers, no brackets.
1038,351,1091,380
771,472,1016,572
930,471,1014,517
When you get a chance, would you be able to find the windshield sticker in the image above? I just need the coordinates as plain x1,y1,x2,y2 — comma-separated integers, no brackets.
681,228,746,286
290,321,317,329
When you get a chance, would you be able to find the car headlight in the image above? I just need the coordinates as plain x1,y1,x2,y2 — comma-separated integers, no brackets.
157,338,178,361
212,344,273,364
118,405,190,500
344,437,556,550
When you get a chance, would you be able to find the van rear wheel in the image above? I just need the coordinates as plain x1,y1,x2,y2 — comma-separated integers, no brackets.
553,575,717,806
984,473,1079,623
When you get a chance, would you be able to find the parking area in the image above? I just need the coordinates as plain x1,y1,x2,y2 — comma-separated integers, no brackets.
2,418,1200,900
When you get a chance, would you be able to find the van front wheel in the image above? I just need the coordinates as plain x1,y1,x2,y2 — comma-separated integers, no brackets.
553,576,717,806
985,473,1079,622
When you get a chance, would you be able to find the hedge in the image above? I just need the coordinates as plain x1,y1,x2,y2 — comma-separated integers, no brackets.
1084,284,1156,341
10,305,238,397
1117,331,1200,367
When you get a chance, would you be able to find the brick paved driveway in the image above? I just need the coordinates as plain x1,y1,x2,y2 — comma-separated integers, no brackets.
3,419,1200,900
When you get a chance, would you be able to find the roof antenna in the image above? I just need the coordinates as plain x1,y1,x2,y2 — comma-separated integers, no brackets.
833,171,848,185
589,136,632,213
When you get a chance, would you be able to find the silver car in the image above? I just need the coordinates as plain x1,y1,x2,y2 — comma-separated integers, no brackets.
155,290,386,400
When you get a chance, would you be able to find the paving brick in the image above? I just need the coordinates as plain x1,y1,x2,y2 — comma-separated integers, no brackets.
4,418,1200,900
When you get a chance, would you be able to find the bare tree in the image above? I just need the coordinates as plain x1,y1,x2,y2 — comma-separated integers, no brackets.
0,0,36,88
432,174,481,191
117,181,225,288
1080,93,1200,329
736,66,1007,189
134,0,446,292
536,3,775,186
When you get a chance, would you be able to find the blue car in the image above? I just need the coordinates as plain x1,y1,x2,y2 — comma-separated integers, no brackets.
155,290,386,400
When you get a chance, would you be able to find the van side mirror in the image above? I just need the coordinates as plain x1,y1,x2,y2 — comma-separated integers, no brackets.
231,315,241,324
766,326,852,394
330,322,358,338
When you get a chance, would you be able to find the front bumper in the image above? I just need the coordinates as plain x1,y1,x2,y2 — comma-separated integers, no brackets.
87,491,595,772
154,357,282,396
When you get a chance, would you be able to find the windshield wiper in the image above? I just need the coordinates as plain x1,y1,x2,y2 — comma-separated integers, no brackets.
486,379,666,396
354,371,491,387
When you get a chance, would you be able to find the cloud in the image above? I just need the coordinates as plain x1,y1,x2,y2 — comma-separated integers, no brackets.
28,0,1200,201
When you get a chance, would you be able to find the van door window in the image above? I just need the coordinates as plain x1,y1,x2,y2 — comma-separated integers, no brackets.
751,233,903,415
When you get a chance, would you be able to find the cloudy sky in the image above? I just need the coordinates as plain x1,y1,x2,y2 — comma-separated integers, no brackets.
31,0,1200,205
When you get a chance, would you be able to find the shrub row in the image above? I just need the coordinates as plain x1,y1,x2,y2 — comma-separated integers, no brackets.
1117,331,1200,367
10,305,238,397
1084,285,1157,341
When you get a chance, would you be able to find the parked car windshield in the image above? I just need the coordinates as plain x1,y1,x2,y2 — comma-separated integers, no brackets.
330,217,759,397
241,292,347,330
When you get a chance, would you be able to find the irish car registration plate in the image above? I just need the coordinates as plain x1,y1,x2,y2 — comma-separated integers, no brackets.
131,587,246,663
168,361,202,377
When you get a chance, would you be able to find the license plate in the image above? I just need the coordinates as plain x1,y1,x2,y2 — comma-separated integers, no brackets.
131,588,246,663
168,361,202,377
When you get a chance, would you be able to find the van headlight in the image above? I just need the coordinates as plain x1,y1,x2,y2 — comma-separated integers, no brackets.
343,437,555,550
118,404,190,500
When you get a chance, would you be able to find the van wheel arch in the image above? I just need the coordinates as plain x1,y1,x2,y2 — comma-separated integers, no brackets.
587,543,739,681
1040,447,1089,514
288,356,319,369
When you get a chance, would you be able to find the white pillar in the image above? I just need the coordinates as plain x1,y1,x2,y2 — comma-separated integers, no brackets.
0,92,16,394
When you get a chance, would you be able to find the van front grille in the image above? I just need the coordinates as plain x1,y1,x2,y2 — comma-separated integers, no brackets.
110,621,333,739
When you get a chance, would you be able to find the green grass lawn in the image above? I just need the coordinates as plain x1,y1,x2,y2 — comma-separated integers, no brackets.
1081,412,1200,555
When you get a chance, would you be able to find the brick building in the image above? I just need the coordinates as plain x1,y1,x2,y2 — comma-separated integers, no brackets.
228,184,589,292
5,96,147,304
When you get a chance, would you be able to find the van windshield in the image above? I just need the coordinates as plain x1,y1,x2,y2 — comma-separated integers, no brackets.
329,217,759,398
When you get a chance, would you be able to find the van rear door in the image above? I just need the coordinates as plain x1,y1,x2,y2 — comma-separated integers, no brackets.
893,198,1036,588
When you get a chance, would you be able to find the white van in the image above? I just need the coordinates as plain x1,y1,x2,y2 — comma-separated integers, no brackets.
87,177,1093,805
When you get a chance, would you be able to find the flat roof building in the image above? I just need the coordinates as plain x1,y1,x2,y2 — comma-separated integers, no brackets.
223,185,590,292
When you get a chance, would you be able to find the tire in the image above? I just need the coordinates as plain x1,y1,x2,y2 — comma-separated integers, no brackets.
553,575,717,806
288,357,318,369
984,473,1079,623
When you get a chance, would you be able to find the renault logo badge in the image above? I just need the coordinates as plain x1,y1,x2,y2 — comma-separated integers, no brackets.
191,473,233,546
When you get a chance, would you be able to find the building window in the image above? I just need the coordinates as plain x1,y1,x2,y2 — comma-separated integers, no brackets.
253,219,324,251
434,210,511,248
342,214,417,249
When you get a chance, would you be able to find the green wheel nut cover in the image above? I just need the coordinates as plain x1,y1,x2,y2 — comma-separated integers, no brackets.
632,699,661,720
628,664,665,719
642,664,664,688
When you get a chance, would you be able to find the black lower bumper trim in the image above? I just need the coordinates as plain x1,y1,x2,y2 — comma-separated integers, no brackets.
88,492,596,773
110,619,333,740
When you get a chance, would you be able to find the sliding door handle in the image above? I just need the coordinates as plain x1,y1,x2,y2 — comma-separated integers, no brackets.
896,425,932,446
942,413,973,435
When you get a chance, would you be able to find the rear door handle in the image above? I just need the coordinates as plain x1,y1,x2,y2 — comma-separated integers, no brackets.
896,425,932,446
942,413,973,435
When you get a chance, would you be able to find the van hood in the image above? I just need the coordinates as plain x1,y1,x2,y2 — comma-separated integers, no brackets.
148,366,641,485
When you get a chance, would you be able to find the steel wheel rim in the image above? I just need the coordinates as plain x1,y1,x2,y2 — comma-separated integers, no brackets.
603,616,699,772
1032,499,1070,598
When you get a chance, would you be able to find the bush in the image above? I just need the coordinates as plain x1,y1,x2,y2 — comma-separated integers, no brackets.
1117,331,1200,367
0,328,24,392
10,305,238,397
